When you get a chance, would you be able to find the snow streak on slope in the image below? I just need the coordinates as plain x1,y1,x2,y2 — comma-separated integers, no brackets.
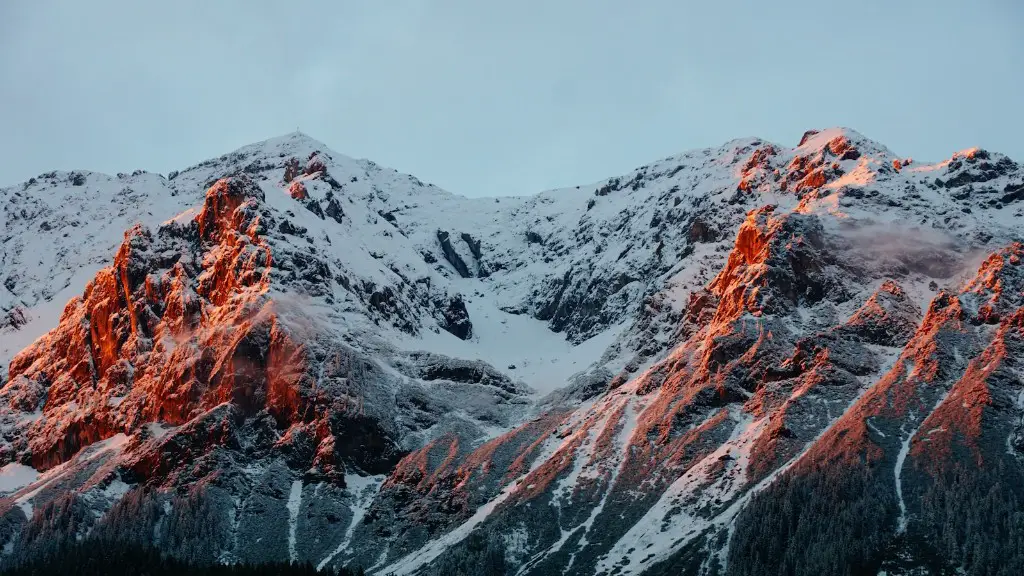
317,474,386,571
377,412,590,576
593,408,762,574
557,396,641,572
287,480,303,562
894,384,954,534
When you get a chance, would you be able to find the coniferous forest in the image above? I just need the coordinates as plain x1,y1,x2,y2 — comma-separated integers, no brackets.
0,540,366,576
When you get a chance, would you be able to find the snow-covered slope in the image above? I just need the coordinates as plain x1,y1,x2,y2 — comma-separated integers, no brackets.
0,128,1022,575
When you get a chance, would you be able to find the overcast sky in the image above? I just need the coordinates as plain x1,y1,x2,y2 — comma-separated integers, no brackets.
1,1,1021,196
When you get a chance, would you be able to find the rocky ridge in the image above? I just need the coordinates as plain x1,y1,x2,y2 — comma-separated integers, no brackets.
0,128,1022,575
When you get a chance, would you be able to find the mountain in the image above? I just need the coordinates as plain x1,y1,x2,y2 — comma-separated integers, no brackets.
0,128,1022,575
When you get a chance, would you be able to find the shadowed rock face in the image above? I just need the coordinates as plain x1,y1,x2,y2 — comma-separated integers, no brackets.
436,230,472,279
1,129,1023,575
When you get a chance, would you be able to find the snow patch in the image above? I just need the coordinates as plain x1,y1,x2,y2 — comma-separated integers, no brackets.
402,290,627,395
286,480,303,563
145,422,175,439
102,477,132,500
0,463,38,495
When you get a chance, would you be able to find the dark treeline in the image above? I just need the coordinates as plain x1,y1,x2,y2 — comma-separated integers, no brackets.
0,540,366,576
727,464,893,576
727,456,1024,576
915,461,1024,576
426,529,507,576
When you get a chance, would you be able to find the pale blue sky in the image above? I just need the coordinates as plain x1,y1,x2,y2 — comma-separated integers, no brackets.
1,1,1021,196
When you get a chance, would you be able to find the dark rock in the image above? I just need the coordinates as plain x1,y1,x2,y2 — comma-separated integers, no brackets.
1,306,29,330
839,148,860,161
1001,181,1024,204
460,233,482,261
459,233,487,277
798,129,820,146
437,230,472,278
439,295,473,340
406,353,521,393
305,152,327,176
277,219,306,236
283,157,301,182
688,216,717,243
595,177,621,197
325,196,345,224
302,198,324,219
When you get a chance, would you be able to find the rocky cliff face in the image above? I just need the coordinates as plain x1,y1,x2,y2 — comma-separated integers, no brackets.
0,128,1022,575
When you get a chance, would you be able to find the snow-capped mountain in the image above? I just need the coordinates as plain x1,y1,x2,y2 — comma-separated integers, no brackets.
1,128,1022,575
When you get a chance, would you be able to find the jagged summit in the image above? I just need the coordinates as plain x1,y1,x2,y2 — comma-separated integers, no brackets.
795,126,894,155
1,128,1023,575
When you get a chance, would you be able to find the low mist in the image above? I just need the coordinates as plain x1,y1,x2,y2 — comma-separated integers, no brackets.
827,221,991,285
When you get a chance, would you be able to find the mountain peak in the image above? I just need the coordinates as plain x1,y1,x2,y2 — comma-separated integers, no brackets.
240,131,336,158
795,126,885,153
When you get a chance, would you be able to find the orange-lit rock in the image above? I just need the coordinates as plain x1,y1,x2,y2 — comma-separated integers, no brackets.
288,180,308,200
1,176,379,472
795,168,827,192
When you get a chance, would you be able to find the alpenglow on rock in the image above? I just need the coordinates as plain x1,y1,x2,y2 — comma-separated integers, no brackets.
1,128,1023,575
